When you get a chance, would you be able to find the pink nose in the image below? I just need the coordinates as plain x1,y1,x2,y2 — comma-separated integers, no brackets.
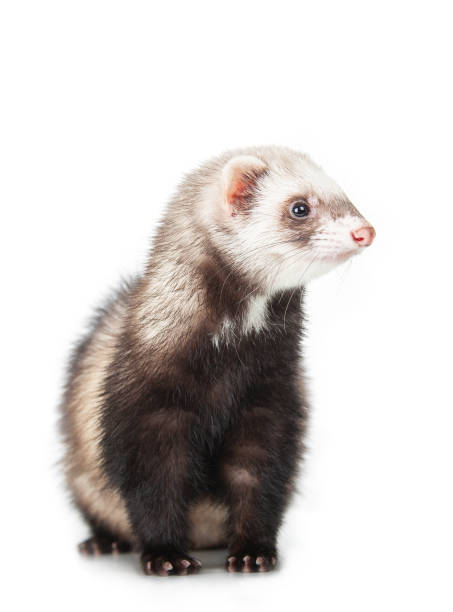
351,226,375,247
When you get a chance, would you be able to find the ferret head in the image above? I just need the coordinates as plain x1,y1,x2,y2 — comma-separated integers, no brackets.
203,146,375,292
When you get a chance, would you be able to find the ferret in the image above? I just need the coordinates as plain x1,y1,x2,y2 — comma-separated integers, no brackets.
60,146,375,576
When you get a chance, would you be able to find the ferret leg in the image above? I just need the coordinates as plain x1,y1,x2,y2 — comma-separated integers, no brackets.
221,403,302,573
78,525,132,556
110,410,203,576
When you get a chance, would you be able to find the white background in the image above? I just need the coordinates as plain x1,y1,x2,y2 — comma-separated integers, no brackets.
1,1,452,610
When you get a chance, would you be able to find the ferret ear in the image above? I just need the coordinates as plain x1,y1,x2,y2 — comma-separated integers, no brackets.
222,155,268,216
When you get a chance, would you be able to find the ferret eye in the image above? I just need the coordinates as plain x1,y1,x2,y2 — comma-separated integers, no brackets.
290,201,310,219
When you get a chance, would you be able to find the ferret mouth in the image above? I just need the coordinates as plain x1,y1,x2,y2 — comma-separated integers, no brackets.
319,249,358,262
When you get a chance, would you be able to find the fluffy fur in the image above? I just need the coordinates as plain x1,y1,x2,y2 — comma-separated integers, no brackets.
60,146,374,575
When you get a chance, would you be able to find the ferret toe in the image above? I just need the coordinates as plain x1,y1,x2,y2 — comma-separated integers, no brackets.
78,536,131,556
141,552,202,576
226,552,277,573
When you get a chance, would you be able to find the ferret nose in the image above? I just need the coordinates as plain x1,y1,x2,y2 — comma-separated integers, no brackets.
351,226,375,247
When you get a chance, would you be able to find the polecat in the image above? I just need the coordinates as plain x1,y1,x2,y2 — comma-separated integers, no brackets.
60,146,375,576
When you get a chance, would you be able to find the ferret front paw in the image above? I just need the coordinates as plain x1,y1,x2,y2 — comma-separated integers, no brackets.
226,552,277,573
141,551,202,576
